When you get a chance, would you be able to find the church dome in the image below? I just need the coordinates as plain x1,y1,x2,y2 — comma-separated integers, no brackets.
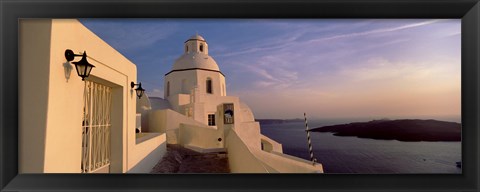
172,53,220,71
171,34,220,71
240,102,255,122
186,34,205,42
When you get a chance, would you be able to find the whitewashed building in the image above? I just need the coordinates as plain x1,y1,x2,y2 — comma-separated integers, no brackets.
142,34,324,173
18,19,323,173
19,19,166,173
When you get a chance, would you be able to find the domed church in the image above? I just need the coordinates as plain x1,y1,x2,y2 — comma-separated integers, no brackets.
144,34,324,173
165,34,227,122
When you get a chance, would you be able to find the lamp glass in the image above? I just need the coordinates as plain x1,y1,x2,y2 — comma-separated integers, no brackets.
85,65,93,77
75,64,86,77
136,89,144,98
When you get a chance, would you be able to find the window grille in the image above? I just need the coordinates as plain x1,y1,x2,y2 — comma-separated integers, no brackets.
208,114,216,126
81,81,112,173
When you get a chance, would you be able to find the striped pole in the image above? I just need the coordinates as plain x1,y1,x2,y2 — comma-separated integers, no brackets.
304,113,317,165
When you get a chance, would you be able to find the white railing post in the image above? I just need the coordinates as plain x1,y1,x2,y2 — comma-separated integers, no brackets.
88,82,93,172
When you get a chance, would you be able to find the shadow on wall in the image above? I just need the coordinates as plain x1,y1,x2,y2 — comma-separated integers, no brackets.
19,19,52,173
127,141,167,173
63,61,73,82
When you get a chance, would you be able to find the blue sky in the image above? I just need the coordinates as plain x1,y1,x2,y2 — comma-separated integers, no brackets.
80,19,461,120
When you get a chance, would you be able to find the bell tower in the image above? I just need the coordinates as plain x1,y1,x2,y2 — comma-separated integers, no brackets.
184,33,209,55
165,34,227,119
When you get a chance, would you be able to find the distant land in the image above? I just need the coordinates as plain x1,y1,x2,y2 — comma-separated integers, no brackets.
256,118,304,125
310,119,461,142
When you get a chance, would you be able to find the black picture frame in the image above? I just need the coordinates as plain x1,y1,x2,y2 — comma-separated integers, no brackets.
1,0,479,191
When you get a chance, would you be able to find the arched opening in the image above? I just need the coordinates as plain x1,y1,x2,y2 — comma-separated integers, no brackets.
200,44,204,52
206,78,212,94
182,79,187,93
185,45,188,53
166,81,170,97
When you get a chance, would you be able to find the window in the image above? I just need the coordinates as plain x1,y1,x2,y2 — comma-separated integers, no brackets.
208,114,216,126
200,44,204,52
81,81,112,173
185,45,188,53
167,81,170,97
206,78,212,94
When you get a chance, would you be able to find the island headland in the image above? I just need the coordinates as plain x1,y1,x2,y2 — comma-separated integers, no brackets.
310,119,461,142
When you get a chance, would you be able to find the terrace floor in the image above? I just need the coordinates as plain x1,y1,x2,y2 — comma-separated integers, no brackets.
150,144,230,173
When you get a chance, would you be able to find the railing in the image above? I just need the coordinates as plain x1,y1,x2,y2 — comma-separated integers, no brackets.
81,81,112,173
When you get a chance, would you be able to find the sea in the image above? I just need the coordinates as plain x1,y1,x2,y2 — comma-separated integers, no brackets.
259,118,462,174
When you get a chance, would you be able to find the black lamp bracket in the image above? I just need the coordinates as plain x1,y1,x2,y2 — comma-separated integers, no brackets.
65,49,83,61
131,82,140,89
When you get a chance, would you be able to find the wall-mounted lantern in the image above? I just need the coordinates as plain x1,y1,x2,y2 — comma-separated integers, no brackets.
65,49,95,81
131,82,145,99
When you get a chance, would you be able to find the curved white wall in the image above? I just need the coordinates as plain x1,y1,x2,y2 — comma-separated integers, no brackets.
165,70,226,99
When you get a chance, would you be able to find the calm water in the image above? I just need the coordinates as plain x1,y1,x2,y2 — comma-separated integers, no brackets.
260,118,462,174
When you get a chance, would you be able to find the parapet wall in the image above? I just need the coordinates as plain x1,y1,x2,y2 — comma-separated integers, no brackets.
147,109,207,144
128,133,167,173
226,129,323,173
179,123,224,149
226,129,270,173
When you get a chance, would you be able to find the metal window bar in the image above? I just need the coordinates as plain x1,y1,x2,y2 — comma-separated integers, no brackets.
81,81,112,173
208,114,215,126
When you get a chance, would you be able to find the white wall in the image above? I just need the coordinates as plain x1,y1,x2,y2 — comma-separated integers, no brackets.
226,128,323,173
196,70,226,97
260,134,283,153
19,19,52,173
165,70,226,103
252,150,323,173
168,93,190,113
19,19,140,173
136,93,152,132
179,123,224,149
236,122,262,150
226,129,270,173
128,133,167,173
147,109,206,144
165,70,198,98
